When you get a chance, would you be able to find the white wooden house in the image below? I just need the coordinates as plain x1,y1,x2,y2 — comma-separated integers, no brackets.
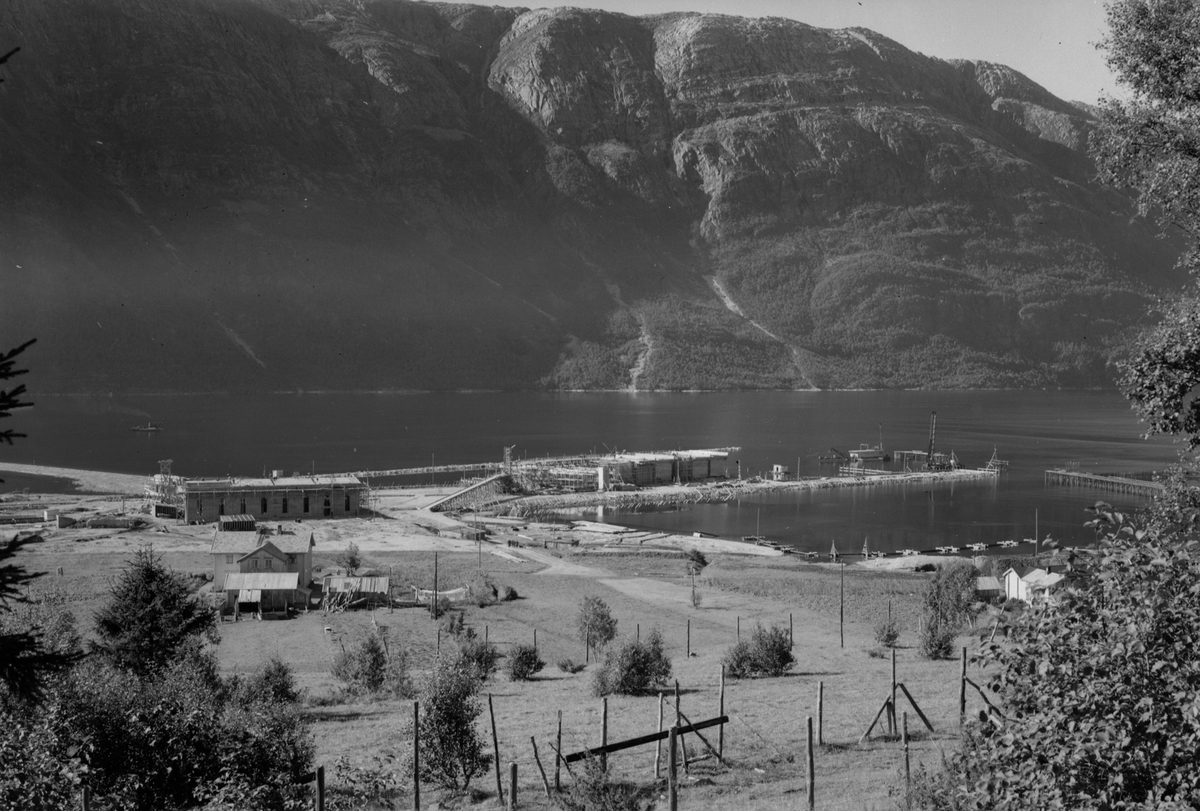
1002,566,1064,604
211,525,316,614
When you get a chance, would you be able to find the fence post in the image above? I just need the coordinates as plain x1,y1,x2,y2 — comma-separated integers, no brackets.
316,765,325,811
654,692,664,779
890,647,897,736
668,725,679,811
806,716,815,811
903,711,911,810
601,697,609,772
81,787,91,811
959,647,967,726
555,710,562,792
718,665,725,758
413,701,420,811
686,619,691,657
817,680,824,746
508,762,518,811
790,612,794,649
737,615,741,641
489,694,504,804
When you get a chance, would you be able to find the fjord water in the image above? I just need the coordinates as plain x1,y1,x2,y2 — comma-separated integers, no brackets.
7,391,1178,552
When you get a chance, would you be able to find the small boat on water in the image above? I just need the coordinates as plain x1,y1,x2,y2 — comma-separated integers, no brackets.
130,421,162,432
968,542,988,552
999,540,1019,548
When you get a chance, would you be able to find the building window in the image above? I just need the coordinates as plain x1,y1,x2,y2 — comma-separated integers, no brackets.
303,495,309,514
287,554,296,565
225,554,234,564
282,497,288,514
265,558,273,569
345,493,351,512
239,498,246,514
218,498,225,516
323,495,331,517
260,497,267,515
196,497,203,514
252,559,259,569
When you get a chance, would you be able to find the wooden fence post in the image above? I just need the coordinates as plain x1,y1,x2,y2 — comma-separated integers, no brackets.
817,680,824,746
890,647,898,736
806,716,815,811
655,692,664,779
413,701,420,811
533,628,537,653
81,786,91,811
531,737,551,799
718,665,726,758
601,697,609,772
839,562,844,649
790,612,794,649
686,619,690,657
737,615,741,641
959,647,967,726
316,765,325,811
903,711,911,810
555,710,562,792
431,552,438,619
489,694,504,805
508,762,518,811
668,725,679,811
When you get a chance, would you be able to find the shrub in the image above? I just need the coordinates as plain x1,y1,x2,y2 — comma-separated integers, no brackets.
457,637,499,683
335,542,363,576
440,612,474,640
722,624,795,678
239,654,300,704
874,618,900,648
685,548,708,570
918,617,956,660
558,753,648,811
418,655,490,791
577,595,618,660
501,585,519,602
918,561,977,659
506,644,544,681
592,629,672,696
332,630,412,696
557,658,585,674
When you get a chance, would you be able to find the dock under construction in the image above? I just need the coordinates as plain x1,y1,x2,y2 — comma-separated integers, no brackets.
503,448,740,493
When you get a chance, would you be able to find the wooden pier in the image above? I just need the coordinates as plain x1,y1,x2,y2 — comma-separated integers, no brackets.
1044,469,1164,497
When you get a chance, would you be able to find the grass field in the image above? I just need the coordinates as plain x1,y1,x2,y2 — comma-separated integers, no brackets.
17,530,979,810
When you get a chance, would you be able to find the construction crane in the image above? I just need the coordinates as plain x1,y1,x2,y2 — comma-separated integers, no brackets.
927,412,937,467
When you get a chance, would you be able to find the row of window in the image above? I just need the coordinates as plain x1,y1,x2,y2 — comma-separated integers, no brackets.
196,493,354,515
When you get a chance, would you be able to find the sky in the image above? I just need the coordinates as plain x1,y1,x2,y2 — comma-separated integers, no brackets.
487,0,1119,105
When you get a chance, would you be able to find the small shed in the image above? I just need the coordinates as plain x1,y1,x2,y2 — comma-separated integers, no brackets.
221,571,304,617
975,576,1002,600
322,575,391,609
219,514,256,532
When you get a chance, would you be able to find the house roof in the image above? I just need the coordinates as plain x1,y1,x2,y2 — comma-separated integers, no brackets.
976,576,1002,591
1024,571,1064,590
222,572,299,591
237,541,288,564
1003,566,1047,580
323,576,390,594
185,475,364,493
210,529,314,555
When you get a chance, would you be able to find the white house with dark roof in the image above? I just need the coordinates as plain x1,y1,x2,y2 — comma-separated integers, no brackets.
1002,566,1064,604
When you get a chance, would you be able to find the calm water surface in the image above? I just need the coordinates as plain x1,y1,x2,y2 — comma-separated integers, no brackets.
5,391,1180,552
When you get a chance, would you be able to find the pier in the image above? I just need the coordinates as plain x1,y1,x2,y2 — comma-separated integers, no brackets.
1044,469,1164,497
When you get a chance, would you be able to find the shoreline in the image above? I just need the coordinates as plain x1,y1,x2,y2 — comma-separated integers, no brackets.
0,463,145,495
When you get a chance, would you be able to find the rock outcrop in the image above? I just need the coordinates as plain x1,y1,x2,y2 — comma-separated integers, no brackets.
0,0,1181,392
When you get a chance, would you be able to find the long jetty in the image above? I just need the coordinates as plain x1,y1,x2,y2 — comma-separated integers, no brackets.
1044,469,1164,497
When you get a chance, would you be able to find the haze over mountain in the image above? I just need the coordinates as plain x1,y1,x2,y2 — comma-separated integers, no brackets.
0,0,1183,393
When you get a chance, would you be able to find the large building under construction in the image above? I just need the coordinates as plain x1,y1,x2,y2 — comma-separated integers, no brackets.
507,448,737,493
182,473,366,524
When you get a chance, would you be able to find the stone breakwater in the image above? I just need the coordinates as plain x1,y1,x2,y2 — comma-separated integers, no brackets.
499,468,999,518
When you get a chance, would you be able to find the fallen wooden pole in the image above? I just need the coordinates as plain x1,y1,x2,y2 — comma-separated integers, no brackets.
897,682,935,732
563,715,730,763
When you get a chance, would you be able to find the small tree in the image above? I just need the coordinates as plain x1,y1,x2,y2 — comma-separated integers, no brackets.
335,542,363,576
592,628,672,696
506,644,544,681
457,636,499,683
332,629,411,696
918,561,976,660
418,654,490,791
239,654,300,705
577,595,617,660
722,624,794,678
92,547,217,676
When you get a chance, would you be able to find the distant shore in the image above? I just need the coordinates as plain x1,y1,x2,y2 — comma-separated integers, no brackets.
0,463,145,495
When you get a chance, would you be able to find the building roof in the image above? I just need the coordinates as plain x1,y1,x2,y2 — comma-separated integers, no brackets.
210,528,314,555
323,576,390,594
238,541,288,564
222,572,299,591
185,475,363,493
976,576,1002,592
1024,571,1064,590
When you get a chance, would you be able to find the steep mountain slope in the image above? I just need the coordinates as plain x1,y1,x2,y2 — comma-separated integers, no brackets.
0,0,1182,392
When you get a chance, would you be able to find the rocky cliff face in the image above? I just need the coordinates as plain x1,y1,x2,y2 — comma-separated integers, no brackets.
0,0,1181,392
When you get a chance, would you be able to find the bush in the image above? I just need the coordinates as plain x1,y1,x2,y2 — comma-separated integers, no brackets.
592,629,672,696
506,644,544,681
418,655,490,791
577,596,618,660
441,612,474,640
239,654,300,705
457,637,499,683
874,618,900,648
501,585,519,602
557,753,649,811
722,624,795,678
918,617,956,660
685,548,708,570
557,658,585,674
918,561,977,659
332,630,412,696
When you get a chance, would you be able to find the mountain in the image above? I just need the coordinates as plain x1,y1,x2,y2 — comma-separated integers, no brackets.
0,0,1183,393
